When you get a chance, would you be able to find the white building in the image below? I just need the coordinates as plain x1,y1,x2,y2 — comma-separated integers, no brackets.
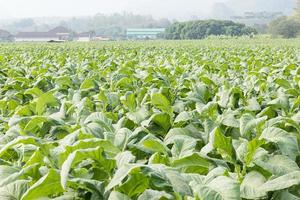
76,32,92,42
126,28,165,40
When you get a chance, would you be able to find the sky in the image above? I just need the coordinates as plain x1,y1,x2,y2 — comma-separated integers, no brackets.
0,0,295,21
0,0,220,20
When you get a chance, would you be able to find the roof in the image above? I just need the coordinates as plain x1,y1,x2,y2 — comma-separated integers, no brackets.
16,32,56,38
127,28,165,32
16,26,71,38
126,28,165,36
0,29,12,37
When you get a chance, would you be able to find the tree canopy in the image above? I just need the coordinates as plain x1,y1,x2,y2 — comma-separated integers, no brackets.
268,1,300,38
296,0,300,18
164,20,257,40
269,16,300,38
0,13,170,38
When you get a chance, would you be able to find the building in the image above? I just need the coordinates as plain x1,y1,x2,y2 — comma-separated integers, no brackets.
76,32,93,42
15,26,73,42
93,35,111,41
0,29,14,42
126,28,165,39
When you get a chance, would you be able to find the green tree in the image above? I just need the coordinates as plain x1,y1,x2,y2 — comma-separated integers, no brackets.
164,20,257,40
269,16,300,38
296,0,300,18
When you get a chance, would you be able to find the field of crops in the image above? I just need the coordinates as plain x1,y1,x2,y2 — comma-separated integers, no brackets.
0,40,299,200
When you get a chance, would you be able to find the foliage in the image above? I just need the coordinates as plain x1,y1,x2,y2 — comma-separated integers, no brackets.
296,0,300,18
1,13,170,38
0,41,299,199
164,20,257,39
269,16,300,38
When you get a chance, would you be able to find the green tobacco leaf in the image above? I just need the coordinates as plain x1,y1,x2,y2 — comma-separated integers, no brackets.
57,138,120,166
0,136,39,157
127,107,150,124
219,110,240,128
0,180,29,200
121,91,136,112
272,190,300,200
106,164,141,192
164,126,202,145
165,170,193,196
172,153,211,174
24,149,44,167
23,116,50,132
61,147,115,189
212,127,235,162
114,128,132,151
274,78,292,89
118,172,149,197
149,153,169,165
254,155,300,176
24,88,43,98
240,171,267,199
194,176,241,200
171,137,197,159
246,98,261,111
260,127,299,160
142,137,168,154
142,112,171,136
115,151,135,169
68,178,104,199
21,169,63,200
137,189,173,200
217,89,231,108
55,76,73,88
244,139,265,166
80,78,95,91
0,164,39,187
151,93,173,115
260,171,300,192
0,166,20,180
84,112,114,132
268,94,290,112
36,92,57,115
174,111,191,126
240,113,267,139
108,191,130,200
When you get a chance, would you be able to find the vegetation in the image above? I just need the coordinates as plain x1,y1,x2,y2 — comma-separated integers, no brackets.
269,16,300,38
0,40,299,199
268,1,300,38
1,13,170,38
296,0,300,18
164,20,257,40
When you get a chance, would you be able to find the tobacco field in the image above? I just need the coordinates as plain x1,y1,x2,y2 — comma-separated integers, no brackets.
0,41,299,199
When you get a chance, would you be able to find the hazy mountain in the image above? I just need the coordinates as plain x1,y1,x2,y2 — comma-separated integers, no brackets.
210,2,235,20
0,0,297,26
227,0,296,15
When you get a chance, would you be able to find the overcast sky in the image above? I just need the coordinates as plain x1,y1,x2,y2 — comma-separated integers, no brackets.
0,0,223,20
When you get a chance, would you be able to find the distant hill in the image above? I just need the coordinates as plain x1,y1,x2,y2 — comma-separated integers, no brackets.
0,13,171,36
227,0,296,15
210,2,235,20
209,0,297,24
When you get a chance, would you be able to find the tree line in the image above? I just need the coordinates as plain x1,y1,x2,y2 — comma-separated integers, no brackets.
0,12,171,38
268,0,300,38
163,20,257,40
